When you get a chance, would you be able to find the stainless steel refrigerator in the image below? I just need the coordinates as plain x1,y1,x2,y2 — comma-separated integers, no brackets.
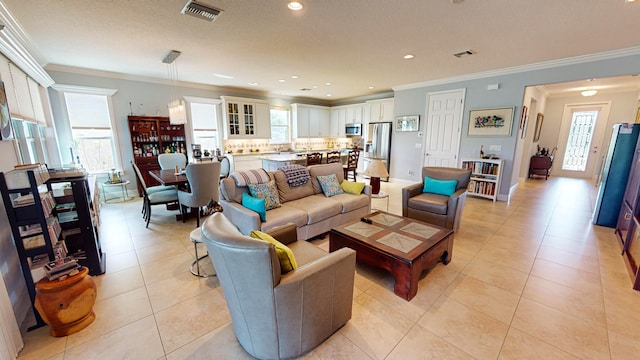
364,122,392,181
593,123,640,227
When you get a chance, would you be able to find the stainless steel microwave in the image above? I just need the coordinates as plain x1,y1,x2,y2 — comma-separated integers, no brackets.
345,123,362,136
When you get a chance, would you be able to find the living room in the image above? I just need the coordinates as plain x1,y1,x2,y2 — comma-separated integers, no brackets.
1,1,640,359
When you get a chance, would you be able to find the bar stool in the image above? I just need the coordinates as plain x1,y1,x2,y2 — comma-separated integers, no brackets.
189,228,216,278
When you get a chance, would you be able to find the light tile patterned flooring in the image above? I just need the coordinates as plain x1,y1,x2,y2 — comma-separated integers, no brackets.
17,177,640,359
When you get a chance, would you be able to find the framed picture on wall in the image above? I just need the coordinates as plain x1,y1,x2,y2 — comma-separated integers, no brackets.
520,105,528,139
0,82,13,141
467,107,514,136
395,115,420,132
533,112,544,142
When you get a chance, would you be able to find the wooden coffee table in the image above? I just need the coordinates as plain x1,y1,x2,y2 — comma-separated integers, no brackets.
330,211,453,301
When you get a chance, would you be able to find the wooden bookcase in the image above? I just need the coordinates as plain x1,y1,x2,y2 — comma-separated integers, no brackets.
461,158,504,202
128,115,186,196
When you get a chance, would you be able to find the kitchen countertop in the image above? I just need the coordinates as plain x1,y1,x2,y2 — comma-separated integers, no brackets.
227,148,363,157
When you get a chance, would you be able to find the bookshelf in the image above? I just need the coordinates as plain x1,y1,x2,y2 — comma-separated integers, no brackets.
0,166,104,330
0,165,57,329
461,158,504,202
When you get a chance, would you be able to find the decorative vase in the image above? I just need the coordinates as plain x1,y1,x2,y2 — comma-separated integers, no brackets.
34,267,97,337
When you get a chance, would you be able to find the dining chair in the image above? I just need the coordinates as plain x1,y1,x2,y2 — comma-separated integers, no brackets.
306,152,323,166
326,150,341,164
131,161,179,228
219,156,231,178
178,162,222,227
343,150,359,181
158,153,187,170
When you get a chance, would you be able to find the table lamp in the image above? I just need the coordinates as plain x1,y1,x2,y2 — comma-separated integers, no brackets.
364,159,389,194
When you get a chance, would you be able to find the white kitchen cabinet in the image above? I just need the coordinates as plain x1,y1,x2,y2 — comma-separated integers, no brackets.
346,104,363,123
367,98,394,122
230,154,263,172
221,96,270,139
330,109,345,137
333,103,364,125
292,104,330,138
255,102,271,139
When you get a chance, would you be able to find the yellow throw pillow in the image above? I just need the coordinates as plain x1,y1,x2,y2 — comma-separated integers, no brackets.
250,230,298,273
341,180,365,195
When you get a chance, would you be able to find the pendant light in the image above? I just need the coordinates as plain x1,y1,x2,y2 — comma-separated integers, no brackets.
163,50,187,124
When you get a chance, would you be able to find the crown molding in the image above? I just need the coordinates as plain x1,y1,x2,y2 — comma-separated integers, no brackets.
393,46,640,92
50,84,117,96
0,2,53,87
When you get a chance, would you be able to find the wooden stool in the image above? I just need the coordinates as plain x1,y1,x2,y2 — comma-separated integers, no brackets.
34,267,96,337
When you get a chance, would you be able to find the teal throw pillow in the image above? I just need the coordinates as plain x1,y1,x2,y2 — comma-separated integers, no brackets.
248,180,281,210
242,193,267,222
422,176,458,196
317,174,344,197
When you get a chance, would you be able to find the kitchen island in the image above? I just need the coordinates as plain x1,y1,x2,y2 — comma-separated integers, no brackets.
259,150,353,172
259,153,308,171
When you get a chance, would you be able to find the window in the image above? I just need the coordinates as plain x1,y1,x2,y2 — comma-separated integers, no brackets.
190,101,219,154
11,119,47,165
62,89,118,173
270,108,290,143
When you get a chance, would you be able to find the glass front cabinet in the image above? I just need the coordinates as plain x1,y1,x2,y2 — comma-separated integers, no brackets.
221,96,270,139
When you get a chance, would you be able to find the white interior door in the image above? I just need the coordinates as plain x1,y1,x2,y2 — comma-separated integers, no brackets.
554,102,611,178
423,89,465,167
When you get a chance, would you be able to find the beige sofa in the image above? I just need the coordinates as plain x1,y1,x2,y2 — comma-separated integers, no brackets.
219,162,371,240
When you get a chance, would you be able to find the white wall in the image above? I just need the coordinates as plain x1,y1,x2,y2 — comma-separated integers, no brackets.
0,140,28,329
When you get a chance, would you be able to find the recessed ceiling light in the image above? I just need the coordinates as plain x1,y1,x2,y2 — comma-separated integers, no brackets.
278,79,286,83
312,85,318,88
291,75,299,79
288,1,303,10
325,82,332,86
326,93,332,97
581,89,597,97
403,54,415,59
368,86,375,89
213,73,233,79
248,82,260,86
625,0,636,3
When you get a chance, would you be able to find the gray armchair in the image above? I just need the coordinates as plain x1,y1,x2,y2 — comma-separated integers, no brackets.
402,167,471,231
201,213,356,360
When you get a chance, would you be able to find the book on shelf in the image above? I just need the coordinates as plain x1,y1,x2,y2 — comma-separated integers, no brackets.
44,257,81,281
23,234,45,249
29,254,49,269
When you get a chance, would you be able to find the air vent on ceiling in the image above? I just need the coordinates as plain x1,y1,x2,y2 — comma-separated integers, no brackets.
181,0,223,22
453,50,475,58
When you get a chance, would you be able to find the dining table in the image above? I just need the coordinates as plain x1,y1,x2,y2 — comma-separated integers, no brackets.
148,169,188,187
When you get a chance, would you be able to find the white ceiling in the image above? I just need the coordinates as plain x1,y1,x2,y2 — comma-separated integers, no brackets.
2,0,640,102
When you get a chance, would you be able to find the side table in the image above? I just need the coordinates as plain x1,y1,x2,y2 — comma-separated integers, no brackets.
34,267,97,337
102,180,133,203
371,191,389,212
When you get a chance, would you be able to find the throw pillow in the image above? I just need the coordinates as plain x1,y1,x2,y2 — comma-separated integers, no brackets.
317,174,344,197
422,176,458,196
341,180,365,195
248,180,281,210
242,193,267,222
250,230,297,273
